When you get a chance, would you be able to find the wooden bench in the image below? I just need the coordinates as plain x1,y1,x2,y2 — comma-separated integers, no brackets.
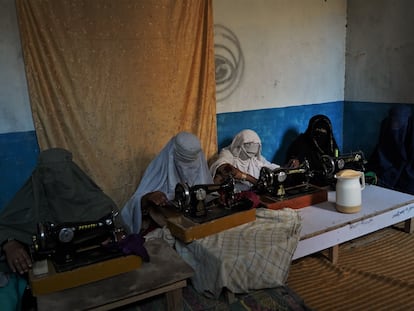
33,238,194,311
292,185,414,264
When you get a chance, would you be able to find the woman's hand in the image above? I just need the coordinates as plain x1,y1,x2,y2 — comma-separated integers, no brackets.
287,158,300,169
216,164,257,184
217,163,243,179
141,191,168,211
3,240,32,274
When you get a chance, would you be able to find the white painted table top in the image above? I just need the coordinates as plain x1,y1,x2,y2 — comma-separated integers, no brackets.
298,184,414,239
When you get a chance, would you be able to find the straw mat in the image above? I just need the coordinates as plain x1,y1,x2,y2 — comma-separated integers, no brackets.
287,222,414,310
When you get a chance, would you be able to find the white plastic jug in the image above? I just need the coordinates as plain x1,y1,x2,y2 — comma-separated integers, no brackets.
334,169,365,213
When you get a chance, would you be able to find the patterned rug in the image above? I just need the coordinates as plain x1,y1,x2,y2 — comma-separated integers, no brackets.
118,283,312,311
229,287,313,311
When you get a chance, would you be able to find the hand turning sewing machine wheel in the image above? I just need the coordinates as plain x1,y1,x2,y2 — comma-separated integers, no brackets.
216,163,257,184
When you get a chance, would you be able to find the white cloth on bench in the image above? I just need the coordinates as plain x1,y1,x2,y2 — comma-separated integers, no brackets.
175,208,302,298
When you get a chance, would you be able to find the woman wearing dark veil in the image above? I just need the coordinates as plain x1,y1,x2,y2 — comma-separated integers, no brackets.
285,114,339,187
368,105,414,194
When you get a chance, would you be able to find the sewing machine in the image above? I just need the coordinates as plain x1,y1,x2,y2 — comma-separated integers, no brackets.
320,150,367,181
166,178,256,242
170,177,252,223
31,211,125,272
255,160,327,210
255,160,313,197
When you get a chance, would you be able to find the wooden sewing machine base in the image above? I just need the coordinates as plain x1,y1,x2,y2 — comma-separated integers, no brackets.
167,207,256,243
29,255,142,296
260,184,328,210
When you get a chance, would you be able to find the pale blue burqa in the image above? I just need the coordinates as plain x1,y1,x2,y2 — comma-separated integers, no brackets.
121,132,213,233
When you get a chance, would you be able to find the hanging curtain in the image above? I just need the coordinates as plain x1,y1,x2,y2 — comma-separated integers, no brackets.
15,0,217,208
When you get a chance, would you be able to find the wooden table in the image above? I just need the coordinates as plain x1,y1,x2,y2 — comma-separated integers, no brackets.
34,238,194,311
292,185,414,263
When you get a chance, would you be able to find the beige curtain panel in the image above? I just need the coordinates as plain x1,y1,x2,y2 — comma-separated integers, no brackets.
16,0,217,208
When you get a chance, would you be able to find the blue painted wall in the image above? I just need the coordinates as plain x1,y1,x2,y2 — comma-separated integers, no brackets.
217,101,414,169
2,101,412,211
2,102,344,210
0,131,39,209
217,102,344,165
343,101,414,161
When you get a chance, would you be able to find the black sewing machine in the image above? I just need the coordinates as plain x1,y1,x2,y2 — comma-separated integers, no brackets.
255,160,327,209
255,160,314,198
170,177,252,223
320,150,367,181
31,211,124,272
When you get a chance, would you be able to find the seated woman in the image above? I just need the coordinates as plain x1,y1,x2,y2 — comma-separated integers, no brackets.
368,105,414,194
125,132,302,298
209,129,279,191
121,131,214,234
285,114,340,187
0,148,121,310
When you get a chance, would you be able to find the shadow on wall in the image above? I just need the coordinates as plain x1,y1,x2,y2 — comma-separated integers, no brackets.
273,128,300,165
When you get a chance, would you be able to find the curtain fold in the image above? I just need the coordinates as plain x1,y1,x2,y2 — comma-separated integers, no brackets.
16,0,217,208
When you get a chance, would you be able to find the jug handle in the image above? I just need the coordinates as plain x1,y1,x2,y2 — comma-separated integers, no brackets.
360,172,365,190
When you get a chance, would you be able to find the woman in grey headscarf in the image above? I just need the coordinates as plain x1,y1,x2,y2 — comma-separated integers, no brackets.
210,129,279,191
121,132,213,234
0,148,119,310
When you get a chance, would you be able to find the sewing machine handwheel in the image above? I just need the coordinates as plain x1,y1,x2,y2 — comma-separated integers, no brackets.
257,167,274,192
37,223,47,250
321,155,335,176
174,183,191,210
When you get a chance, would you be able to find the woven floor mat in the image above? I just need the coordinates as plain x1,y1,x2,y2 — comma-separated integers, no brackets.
287,223,414,311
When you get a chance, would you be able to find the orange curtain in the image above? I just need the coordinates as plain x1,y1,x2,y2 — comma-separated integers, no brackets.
16,0,217,208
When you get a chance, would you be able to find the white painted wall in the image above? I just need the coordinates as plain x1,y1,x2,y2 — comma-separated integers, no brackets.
3,0,412,133
0,0,33,134
213,0,347,113
0,0,348,132
345,0,414,103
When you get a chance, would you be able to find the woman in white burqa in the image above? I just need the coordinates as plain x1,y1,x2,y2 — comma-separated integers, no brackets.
177,129,301,298
209,129,279,191
121,131,213,234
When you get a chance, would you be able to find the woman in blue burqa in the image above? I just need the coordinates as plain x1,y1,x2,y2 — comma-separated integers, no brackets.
368,105,414,194
121,132,213,234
